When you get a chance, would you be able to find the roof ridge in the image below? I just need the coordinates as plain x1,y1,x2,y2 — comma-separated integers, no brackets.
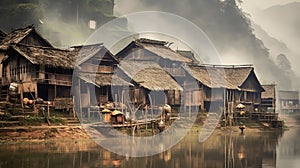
136,38,168,46
13,43,70,52
201,64,253,68
71,43,104,48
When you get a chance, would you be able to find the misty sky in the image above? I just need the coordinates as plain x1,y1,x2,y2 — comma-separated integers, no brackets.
115,0,300,16
242,0,300,13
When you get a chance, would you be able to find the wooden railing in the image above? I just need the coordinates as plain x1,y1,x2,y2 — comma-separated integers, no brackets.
34,72,72,86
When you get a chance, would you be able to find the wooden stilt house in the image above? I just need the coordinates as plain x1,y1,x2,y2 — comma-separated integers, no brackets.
0,25,54,103
0,25,53,78
2,44,73,101
72,44,132,119
117,60,183,112
116,38,192,110
261,84,276,112
278,90,300,113
184,64,265,115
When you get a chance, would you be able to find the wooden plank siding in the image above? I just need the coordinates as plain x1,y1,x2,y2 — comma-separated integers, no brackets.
115,39,192,111
2,44,73,101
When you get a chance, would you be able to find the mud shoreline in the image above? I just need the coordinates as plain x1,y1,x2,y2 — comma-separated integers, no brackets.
0,125,92,144
0,122,285,145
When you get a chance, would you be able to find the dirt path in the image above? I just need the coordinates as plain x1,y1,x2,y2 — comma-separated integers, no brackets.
0,124,92,144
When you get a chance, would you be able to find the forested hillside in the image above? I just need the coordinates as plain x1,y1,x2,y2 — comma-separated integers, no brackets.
1,0,298,89
0,0,115,46
115,0,298,89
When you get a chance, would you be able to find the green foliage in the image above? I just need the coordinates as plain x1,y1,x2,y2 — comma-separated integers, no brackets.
0,0,114,34
277,54,292,71
0,0,42,31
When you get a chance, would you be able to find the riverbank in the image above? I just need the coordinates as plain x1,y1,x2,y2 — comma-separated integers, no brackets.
0,125,92,144
0,121,284,144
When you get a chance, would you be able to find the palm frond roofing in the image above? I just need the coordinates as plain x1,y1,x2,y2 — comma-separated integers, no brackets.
136,39,192,63
118,60,183,91
261,84,276,99
118,38,193,63
278,90,299,100
71,43,117,65
5,43,118,70
184,65,263,91
0,25,52,50
6,44,74,69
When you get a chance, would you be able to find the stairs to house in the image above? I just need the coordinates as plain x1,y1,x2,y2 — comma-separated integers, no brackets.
0,85,32,115
0,84,9,114
0,85,8,102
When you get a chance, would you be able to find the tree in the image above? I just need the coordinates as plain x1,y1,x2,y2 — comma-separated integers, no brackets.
277,54,292,71
276,54,293,88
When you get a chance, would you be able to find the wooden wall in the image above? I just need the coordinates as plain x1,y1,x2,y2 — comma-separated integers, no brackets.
19,32,52,47
2,52,37,85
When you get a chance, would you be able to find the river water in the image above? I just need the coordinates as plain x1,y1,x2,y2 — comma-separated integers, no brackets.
0,125,299,168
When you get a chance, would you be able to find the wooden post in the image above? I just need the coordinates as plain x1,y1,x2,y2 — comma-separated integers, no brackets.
148,94,154,119
54,85,57,99
87,85,90,120
131,120,135,136
189,92,191,118
34,86,38,100
47,101,50,118
72,96,76,118
224,89,227,128
20,82,24,114
121,90,124,114
145,109,147,130
87,107,90,121
78,78,82,120
152,121,155,135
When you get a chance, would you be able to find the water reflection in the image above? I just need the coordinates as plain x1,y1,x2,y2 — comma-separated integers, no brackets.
0,128,291,168
277,126,300,168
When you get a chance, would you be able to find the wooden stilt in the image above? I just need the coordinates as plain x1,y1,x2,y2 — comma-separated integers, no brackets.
87,85,90,120
78,78,82,120
20,82,24,114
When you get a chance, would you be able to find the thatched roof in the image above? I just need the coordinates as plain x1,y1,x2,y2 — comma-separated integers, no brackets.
0,25,52,50
278,90,299,100
136,38,192,63
117,38,192,63
71,43,118,65
4,42,119,71
184,65,264,91
78,72,131,87
5,44,74,69
176,50,199,63
118,60,182,91
262,84,276,99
